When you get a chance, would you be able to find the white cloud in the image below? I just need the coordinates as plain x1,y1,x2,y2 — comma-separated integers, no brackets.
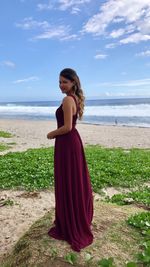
105,43,117,49
103,90,150,97
61,34,79,41
37,1,54,11
71,7,81,14
94,78,150,87
0,60,16,68
104,92,128,97
58,0,91,10
94,54,108,59
110,28,125,38
136,49,150,57
120,33,150,44
37,0,91,13
13,76,39,84
83,0,150,44
33,25,77,41
33,26,67,40
16,17,49,30
16,17,77,41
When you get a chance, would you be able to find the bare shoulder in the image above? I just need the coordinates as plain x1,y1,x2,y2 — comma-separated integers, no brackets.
62,96,74,105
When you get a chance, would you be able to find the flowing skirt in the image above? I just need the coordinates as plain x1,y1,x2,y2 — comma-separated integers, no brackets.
48,128,93,252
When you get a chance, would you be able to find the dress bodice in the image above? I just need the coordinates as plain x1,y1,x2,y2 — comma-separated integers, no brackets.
56,95,78,129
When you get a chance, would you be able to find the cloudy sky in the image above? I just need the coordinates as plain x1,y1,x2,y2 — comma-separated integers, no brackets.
0,0,150,101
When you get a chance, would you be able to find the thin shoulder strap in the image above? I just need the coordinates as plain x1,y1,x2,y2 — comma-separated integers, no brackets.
69,94,78,110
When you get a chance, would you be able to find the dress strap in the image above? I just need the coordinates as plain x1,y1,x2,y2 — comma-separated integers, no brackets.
69,94,78,111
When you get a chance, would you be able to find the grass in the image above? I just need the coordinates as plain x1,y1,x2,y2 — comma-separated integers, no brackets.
0,131,15,151
127,212,150,266
85,146,150,191
0,198,14,206
0,147,54,190
0,146,150,191
0,143,10,152
0,131,13,138
105,186,150,208
0,142,17,152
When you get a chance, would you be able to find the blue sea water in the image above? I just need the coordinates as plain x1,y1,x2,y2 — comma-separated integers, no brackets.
0,98,150,127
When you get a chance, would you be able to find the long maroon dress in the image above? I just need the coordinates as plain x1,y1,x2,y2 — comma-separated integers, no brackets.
48,95,93,252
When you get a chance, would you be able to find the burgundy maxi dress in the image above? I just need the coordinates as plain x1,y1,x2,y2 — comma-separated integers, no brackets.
48,95,93,252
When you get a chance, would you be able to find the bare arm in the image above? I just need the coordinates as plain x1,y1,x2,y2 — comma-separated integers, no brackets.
47,96,73,139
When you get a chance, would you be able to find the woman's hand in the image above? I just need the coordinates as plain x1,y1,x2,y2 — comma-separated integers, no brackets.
47,131,55,139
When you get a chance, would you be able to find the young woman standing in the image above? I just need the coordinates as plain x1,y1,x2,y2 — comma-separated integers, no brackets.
47,68,93,252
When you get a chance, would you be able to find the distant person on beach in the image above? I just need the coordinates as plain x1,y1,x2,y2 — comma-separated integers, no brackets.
47,68,93,252
115,119,118,125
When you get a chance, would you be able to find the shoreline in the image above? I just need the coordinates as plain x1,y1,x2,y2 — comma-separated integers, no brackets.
0,118,150,153
0,116,150,129
81,121,150,129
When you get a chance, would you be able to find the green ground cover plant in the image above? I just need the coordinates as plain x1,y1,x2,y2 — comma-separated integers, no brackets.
0,146,150,191
0,131,15,151
0,142,16,152
105,187,150,207
0,131,13,138
0,143,10,152
0,148,54,190
127,212,150,266
85,146,150,191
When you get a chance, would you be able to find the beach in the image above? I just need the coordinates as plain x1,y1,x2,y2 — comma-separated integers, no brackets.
0,118,150,260
0,119,150,154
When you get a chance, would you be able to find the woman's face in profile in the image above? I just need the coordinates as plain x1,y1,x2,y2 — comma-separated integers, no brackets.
59,76,74,94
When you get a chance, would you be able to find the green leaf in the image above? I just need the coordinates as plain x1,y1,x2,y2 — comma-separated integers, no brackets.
64,253,77,265
125,262,138,267
98,257,115,267
145,221,150,227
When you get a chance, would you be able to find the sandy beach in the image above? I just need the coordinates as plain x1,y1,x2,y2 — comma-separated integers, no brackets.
0,119,150,155
0,119,150,260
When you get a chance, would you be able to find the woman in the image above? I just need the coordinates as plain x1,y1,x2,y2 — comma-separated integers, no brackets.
47,68,93,252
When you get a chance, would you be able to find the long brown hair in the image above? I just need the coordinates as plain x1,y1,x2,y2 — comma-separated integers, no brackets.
60,68,85,120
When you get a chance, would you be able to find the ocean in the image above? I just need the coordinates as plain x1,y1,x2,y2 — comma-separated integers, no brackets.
0,98,150,127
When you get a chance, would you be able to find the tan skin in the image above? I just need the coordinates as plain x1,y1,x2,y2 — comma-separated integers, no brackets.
47,76,78,139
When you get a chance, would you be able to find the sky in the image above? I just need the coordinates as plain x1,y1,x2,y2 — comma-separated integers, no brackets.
0,0,150,102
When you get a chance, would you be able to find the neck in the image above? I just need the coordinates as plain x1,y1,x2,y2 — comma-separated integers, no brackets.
67,92,75,96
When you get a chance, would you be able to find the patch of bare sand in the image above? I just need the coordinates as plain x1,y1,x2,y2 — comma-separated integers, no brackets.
0,189,55,259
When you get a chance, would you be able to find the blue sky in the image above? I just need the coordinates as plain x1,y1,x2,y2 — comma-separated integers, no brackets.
0,0,150,102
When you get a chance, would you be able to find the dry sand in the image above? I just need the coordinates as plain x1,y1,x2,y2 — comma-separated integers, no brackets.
0,119,150,155
0,189,55,259
0,119,150,260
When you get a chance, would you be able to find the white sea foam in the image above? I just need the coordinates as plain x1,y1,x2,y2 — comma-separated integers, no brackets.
1,104,150,117
0,106,57,116
84,104,150,117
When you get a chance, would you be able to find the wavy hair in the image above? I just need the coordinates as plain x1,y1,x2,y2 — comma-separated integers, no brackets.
60,68,85,120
